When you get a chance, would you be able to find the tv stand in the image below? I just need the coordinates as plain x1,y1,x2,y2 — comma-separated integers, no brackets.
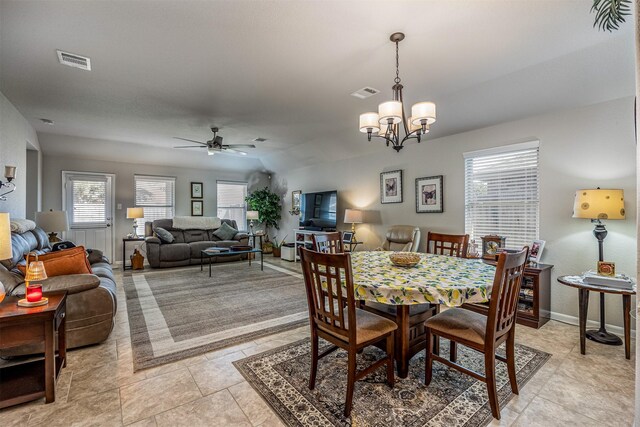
293,229,334,262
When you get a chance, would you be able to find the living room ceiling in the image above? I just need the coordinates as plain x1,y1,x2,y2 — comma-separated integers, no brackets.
0,1,634,173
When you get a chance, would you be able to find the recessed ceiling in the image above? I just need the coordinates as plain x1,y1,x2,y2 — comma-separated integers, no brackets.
0,1,634,173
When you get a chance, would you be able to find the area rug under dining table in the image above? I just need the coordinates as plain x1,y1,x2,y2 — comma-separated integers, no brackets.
123,262,308,370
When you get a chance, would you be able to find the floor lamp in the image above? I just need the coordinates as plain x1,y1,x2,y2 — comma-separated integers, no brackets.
573,188,625,345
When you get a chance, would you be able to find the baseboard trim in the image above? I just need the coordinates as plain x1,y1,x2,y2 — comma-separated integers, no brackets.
549,311,636,337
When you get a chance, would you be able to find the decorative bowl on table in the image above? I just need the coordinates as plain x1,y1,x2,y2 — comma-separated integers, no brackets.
230,245,253,252
389,252,421,267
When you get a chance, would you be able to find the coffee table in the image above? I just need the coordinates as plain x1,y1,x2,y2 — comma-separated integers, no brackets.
200,247,263,277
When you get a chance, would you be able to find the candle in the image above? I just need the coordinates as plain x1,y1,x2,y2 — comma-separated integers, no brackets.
4,165,16,180
26,283,43,302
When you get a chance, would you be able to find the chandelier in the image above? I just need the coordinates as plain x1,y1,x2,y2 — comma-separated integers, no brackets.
358,33,436,152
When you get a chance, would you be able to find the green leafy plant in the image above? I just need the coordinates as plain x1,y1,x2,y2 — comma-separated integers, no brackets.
591,0,631,32
272,234,288,249
245,187,282,236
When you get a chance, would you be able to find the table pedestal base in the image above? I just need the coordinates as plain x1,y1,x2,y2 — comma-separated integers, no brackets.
586,329,622,345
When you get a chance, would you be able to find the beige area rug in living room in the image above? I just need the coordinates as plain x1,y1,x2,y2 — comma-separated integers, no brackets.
123,262,308,371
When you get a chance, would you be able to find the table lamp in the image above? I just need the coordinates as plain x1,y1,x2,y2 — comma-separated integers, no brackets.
344,209,363,239
18,253,48,307
247,211,259,235
126,207,144,238
0,212,12,303
572,187,625,345
35,209,69,243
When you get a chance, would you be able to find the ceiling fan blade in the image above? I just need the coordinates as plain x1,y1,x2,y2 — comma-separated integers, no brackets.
173,145,207,149
173,137,207,145
223,148,248,155
222,144,256,149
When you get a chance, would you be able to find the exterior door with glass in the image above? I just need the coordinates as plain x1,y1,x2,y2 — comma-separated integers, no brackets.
62,172,115,262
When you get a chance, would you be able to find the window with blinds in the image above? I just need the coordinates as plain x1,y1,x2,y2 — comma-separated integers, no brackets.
217,181,248,229
71,179,107,225
464,141,540,249
135,175,176,235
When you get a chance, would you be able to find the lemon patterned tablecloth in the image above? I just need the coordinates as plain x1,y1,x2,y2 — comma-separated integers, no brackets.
351,251,496,307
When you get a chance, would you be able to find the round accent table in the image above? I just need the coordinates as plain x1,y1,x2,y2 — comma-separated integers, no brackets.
557,275,635,359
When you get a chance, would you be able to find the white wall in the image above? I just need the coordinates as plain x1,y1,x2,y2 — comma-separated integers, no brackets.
276,97,636,329
0,91,40,218
41,154,270,261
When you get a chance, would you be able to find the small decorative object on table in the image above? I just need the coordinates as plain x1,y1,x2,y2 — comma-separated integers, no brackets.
19,253,48,307
529,239,545,263
481,235,506,260
467,239,479,258
380,170,403,204
415,175,444,213
389,252,421,267
230,245,253,252
130,248,145,270
597,261,615,276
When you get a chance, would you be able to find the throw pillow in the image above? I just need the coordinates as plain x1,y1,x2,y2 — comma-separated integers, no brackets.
17,246,92,277
212,222,238,241
86,249,104,265
155,227,174,243
10,219,36,234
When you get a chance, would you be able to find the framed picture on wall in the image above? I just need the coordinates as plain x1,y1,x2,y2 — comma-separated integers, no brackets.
415,175,444,213
191,182,203,199
292,190,301,211
380,170,403,204
191,200,203,216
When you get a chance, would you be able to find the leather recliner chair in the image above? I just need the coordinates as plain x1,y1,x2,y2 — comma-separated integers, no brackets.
378,225,421,252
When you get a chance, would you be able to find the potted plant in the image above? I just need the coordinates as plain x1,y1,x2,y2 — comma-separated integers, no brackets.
271,234,288,257
245,187,282,254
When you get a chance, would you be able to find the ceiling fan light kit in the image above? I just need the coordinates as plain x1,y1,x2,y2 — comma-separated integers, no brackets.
358,32,437,152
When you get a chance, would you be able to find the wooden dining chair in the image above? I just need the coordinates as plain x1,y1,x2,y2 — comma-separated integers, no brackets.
299,247,397,417
312,232,344,254
426,232,469,258
424,247,529,420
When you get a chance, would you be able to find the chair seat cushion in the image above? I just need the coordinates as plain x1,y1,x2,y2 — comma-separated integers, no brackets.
425,308,487,346
321,308,397,345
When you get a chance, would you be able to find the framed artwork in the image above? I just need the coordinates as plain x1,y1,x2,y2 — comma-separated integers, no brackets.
415,175,443,213
342,231,354,243
191,182,203,199
529,239,546,263
292,190,301,211
191,200,203,216
380,170,403,204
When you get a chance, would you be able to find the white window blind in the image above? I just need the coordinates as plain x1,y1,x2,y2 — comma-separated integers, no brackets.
464,141,540,249
71,178,107,225
217,181,248,229
135,175,176,235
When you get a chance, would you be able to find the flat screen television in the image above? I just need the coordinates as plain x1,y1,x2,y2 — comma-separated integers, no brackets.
299,190,337,230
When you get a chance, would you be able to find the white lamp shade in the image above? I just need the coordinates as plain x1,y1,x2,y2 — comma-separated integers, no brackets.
126,207,144,219
378,101,403,124
411,102,436,125
359,112,380,133
344,209,363,224
0,213,12,260
573,189,625,220
407,116,421,132
247,210,260,220
35,210,69,232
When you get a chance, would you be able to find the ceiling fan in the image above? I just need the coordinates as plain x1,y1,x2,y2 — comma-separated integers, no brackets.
173,127,255,156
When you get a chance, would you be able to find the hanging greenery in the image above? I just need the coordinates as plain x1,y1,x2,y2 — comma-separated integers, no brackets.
245,186,282,234
591,0,631,32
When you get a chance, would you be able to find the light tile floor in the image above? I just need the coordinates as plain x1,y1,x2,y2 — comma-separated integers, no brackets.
1,259,636,426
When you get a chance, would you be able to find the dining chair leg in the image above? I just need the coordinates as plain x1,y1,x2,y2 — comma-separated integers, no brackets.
344,348,357,417
432,304,440,356
506,329,519,394
449,341,457,362
484,352,500,420
385,334,395,387
425,328,434,386
309,331,319,390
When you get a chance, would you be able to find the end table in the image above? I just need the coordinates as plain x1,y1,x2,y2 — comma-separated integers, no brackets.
0,292,67,407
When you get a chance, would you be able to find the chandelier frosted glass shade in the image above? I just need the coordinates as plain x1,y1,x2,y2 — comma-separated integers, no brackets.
378,101,403,124
359,112,381,133
411,102,437,125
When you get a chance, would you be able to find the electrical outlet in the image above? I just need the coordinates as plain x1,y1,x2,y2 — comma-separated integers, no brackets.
117,203,122,210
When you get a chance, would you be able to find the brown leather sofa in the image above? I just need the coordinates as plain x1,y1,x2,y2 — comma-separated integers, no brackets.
144,218,250,268
0,227,117,355
378,225,421,252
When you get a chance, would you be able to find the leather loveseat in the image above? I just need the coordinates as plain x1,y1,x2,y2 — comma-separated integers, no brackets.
144,218,250,268
0,227,117,355
378,225,421,252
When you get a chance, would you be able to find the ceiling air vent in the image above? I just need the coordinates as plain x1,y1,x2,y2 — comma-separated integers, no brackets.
350,87,380,99
56,50,91,71
253,137,267,142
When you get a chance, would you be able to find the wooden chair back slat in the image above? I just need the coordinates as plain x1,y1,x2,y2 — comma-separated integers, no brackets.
312,232,345,254
300,248,355,341
427,232,469,258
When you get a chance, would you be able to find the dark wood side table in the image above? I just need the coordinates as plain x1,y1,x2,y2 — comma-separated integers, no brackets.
122,237,145,270
557,275,635,359
0,292,67,407
344,240,362,252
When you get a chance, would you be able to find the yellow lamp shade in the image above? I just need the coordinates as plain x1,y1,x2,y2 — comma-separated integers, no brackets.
359,112,380,133
126,207,144,219
344,209,363,224
572,189,625,220
0,213,12,261
378,101,403,124
411,102,436,125
25,260,47,282
35,210,69,233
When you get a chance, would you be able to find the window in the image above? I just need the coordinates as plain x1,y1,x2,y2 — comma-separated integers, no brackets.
135,175,176,235
217,181,248,229
69,177,107,226
464,141,539,249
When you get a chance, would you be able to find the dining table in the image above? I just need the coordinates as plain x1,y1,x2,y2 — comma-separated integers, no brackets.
350,251,496,378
